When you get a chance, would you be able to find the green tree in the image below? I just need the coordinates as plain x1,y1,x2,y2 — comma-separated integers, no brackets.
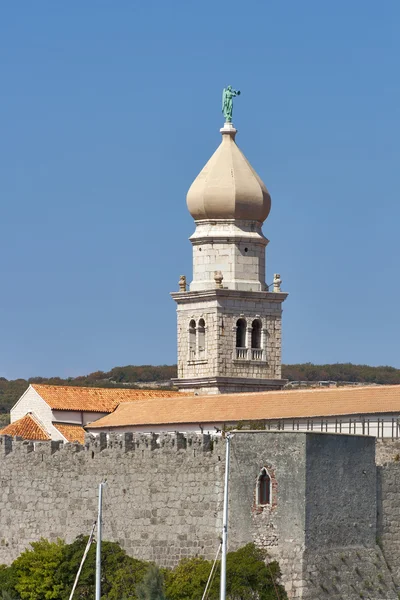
165,544,286,600
1,591,20,600
57,536,148,600
13,539,65,600
106,559,149,600
5,538,287,600
226,544,285,600
135,565,165,600
165,557,215,600
0,564,19,596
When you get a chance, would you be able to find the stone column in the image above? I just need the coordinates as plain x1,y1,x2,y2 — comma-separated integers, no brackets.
246,325,253,360
262,327,268,362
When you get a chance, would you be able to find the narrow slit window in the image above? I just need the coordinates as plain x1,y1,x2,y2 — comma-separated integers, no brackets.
257,468,271,506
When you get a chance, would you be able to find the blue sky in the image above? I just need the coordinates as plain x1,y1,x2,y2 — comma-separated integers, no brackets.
1,1,399,379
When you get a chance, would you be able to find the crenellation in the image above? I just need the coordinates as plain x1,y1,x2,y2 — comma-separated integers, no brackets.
0,435,12,456
105,432,130,451
94,432,107,452
11,433,220,458
16,440,34,454
158,432,187,451
35,440,64,455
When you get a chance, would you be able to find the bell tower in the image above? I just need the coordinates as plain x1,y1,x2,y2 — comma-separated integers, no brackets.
171,104,288,395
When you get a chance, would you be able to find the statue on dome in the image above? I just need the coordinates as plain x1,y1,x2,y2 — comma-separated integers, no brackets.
222,86,240,122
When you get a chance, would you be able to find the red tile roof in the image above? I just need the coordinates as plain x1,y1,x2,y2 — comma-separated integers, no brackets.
31,384,178,412
0,414,50,440
53,423,86,444
88,384,400,429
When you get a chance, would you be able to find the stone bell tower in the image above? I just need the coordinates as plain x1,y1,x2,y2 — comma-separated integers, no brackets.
171,114,288,395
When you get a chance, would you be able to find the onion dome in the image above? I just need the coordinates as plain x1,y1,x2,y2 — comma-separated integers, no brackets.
186,123,271,222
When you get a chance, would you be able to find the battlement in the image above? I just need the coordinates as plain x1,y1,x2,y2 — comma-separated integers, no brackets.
0,431,222,458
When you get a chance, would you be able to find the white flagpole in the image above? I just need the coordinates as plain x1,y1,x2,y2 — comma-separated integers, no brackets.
220,433,232,600
95,481,106,600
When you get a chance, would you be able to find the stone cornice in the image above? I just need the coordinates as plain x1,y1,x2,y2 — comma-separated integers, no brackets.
191,236,268,247
189,219,269,246
171,289,288,304
171,376,287,390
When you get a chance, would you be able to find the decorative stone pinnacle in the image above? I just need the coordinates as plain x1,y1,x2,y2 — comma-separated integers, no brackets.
273,273,282,293
214,271,223,289
178,275,187,292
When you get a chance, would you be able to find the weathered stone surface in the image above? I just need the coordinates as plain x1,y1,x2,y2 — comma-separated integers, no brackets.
0,433,224,568
376,439,400,465
172,288,287,394
0,431,398,599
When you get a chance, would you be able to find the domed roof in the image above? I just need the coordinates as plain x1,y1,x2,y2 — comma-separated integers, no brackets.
186,123,271,222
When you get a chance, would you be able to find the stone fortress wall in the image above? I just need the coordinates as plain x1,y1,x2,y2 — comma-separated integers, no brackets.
0,432,225,569
0,431,400,599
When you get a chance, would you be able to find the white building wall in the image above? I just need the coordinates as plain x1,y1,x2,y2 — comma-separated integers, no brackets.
87,422,229,436
52,410,108,426
82,411,108,426
10,386,65,441
257,413,400,440
88,413,400,440
52,410,82,425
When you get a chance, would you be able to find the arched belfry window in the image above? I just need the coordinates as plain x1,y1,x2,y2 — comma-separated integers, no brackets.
251,319,262,349
257,468,271,506
189,319,196,360
198,318,206,358
236,318,247,348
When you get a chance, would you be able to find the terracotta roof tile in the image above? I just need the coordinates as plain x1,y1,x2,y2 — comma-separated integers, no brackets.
88,384,400,429
31,384,178,412
53,423,86,444
0,414,50,440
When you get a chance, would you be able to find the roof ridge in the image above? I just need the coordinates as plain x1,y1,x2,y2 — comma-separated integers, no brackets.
52,421,85,426
25,411,49,434
113,384,400,404
31,383,176,392
197,383,400,399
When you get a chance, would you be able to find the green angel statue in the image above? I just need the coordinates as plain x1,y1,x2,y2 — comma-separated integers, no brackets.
222,86,241,122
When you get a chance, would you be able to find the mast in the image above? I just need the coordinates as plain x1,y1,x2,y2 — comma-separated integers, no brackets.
95,481,106,600
220,433,232,600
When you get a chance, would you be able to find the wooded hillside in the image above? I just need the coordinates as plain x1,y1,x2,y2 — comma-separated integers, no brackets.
0,362,399,419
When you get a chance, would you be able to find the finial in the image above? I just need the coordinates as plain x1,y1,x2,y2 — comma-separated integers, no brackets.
273,274,282,292
214,271,224,289
178,275,187,292
222,86,240,124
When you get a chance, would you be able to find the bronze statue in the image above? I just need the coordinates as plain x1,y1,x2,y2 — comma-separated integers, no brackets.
222,86,240,122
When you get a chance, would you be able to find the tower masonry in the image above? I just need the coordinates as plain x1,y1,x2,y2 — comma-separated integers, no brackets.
171,120,287,395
